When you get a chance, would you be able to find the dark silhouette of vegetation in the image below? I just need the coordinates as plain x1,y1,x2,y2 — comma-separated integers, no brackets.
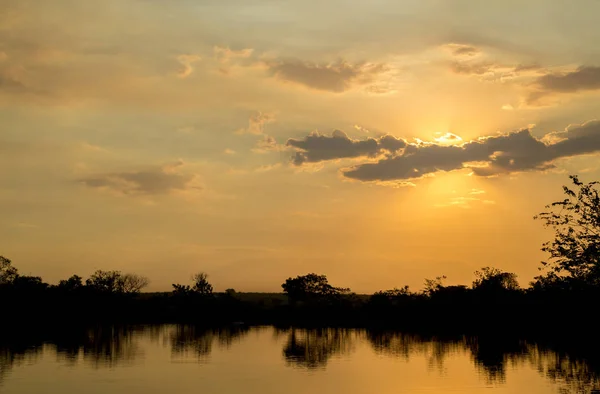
472,267,519,291
534,175,600,289
172,271,213,295
85,270,149,294
282,273,351,305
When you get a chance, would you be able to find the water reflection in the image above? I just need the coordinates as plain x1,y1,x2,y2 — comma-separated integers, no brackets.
170,325,250,361
280,328,354,369
0,325,599,393
367,331,464,371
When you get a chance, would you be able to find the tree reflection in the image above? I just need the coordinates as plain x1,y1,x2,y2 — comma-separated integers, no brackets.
1,325,600,393
170,325,249,361
0,338,43,386
367,331,463,371
80,326,142,367
465,336,529,383
367,330,600,392
282,328,354,369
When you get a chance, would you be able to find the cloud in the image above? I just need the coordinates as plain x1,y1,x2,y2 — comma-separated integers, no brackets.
235,111,275,135
176,54,202,78
252,135,281,153
341,120,600,182
287,130,406,165
266,59,389,93
214,46,254,75
223,148,236,155
527,66,600,104
434,132,463,145
0,74,28,92
445,43,480,57
79,161,201,195
214,46,254,62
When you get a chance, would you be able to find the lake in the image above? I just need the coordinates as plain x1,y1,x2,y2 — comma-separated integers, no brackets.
1,325,598,393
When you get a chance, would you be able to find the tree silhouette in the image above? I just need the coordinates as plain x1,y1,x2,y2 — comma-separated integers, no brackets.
282,273,350,303
57,275,83,291
120,273,150,294
472,267,519,291
192,272,213,295
423,276,447,296
534,175,600,287
85,270,149,294
0,256,18,285
86,270,123,293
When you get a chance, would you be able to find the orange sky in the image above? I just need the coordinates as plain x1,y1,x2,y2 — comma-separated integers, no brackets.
2,0,600,292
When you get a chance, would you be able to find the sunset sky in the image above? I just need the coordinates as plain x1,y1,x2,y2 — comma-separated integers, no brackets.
3,0,600,292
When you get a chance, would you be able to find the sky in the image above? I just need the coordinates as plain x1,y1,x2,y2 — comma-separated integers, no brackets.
3,0,600,292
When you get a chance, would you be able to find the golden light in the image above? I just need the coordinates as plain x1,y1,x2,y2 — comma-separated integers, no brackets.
434,132,463,145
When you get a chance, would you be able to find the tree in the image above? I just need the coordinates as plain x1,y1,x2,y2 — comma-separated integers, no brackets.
172,283,193,295
534,175,600,287
192,272,213,295
373,286,412,298
225,288,237,296
0,256,18,285
11,275,46,291
120,273,150,294
86,270,123,293
85,270,149,294
58,275,84,291
423,275,447,296
472,267,519,291
281,273,350,303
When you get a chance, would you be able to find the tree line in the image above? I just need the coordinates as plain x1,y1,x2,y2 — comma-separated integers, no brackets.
1,175,599,332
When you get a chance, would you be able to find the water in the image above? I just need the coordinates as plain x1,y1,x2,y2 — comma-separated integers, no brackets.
0,325,598,393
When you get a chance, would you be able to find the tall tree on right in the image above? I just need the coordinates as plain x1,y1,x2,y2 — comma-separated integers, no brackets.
534,175,600,288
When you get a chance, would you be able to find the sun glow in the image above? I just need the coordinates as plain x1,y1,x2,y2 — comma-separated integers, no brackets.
434,132,464,145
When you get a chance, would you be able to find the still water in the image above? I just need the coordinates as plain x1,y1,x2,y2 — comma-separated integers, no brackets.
1,325,598,393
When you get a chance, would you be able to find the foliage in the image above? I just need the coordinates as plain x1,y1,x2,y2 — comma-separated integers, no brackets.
86,270,123,293
373,286,412,298
423,276,447,296
58,275,83,291
0,256,18,284
120,273,150,294
472,267,520,291
172,283,194,295
225,288,237,296
534,175,600,287
172,272,213,296
11,275,46,291
282,273,351,303
85,270,149,294
192,272,213,295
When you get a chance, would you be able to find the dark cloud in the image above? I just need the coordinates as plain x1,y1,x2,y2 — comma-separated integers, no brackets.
527,66,600,104
447,44,480,57
79,161,200,195
450,61,496,76
341,121,600,182
534,66,600,93
287,130,406,165
266,59,388,93
450,61,542,82
513,64,542,72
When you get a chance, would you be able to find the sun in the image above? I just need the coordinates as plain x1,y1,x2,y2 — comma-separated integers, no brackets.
434,132,463,145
